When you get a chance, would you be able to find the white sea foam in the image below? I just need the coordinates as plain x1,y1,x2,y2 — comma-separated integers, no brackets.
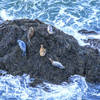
86,83,100,100
87,34,100,39
0,0,100,46
92,93,100,96
0,69,7,75
0,9,14,20
0,72,34,100
0,69,99,100
0,70,89,100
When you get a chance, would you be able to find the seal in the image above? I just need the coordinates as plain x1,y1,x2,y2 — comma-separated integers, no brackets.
17,40,26,56
27,27,34,44
39,44,46,56
49,58,65,69
47,25,54,34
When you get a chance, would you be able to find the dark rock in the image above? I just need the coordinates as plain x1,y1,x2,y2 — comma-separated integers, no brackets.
78,29,98,35
0,19,100,86
83,38,100,51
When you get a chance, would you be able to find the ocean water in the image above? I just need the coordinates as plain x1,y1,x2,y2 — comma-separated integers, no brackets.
0,0,100,100
0,70,100,100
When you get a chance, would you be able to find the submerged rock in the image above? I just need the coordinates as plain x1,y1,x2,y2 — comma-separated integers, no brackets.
78,29,98,35
0,19,100,86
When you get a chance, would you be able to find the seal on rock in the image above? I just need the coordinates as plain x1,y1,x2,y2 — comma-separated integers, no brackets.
49,58,65,69
17,40,26,56
39,44,46,56
27,27,34,44
47,25,54,34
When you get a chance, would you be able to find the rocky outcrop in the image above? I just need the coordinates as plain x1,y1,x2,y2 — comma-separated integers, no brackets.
83,38,100,51
78,29,98,35
0,19,100,86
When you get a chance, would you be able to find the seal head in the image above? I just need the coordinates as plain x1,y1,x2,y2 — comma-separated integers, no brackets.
47,25,54,34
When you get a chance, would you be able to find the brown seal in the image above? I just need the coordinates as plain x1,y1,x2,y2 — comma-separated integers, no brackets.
39,44,46,56
27,27,34,44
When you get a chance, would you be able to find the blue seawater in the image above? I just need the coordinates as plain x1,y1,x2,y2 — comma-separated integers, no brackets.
0,70,100,100
0,0,100,45
0,0,100,100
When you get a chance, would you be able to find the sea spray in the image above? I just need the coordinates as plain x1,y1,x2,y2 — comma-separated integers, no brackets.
0,70,89,100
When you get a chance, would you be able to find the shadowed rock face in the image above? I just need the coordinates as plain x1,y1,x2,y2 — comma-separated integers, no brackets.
0,19,100,86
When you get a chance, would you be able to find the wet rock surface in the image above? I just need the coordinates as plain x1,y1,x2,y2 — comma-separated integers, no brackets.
0,19,100,86
78,29,98,35
83,38,100,51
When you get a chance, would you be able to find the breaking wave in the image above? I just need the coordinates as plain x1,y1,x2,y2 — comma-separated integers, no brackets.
0,70,90,100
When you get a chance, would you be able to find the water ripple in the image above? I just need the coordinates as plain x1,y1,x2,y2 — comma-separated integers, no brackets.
0,0,100,46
